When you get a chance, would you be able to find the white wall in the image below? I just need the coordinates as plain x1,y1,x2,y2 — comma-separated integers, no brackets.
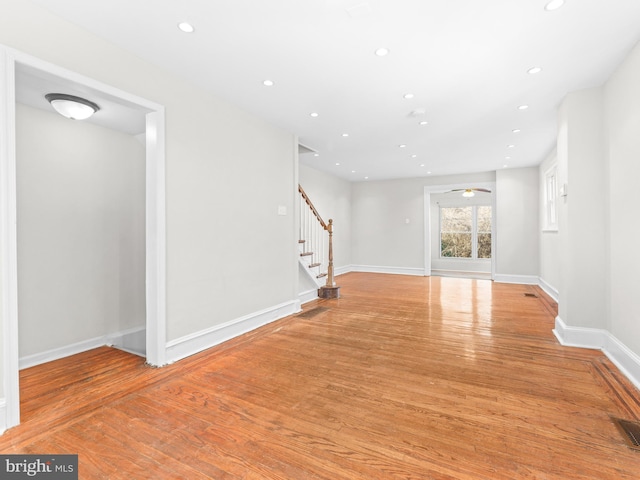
299,164,352,271
557,88,607,330
16,104,145,357
0,2,297,355
604,40,640,354
539,150,560,297
351,172,495,274
494,167,540,281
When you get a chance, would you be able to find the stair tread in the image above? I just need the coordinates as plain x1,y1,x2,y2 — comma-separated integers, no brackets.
317,273,327,278
298,239,305,244
309,263,321,268
300,252,313,257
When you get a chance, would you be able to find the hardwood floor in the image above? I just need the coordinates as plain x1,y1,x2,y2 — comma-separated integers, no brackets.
2,273,640,479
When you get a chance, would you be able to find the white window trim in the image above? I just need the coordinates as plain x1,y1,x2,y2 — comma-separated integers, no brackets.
543,164,558,232
439,204,492,260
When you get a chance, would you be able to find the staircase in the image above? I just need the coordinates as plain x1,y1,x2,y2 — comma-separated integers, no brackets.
298,185,340,299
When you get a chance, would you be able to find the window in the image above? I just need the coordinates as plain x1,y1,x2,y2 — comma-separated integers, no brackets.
544,165,558,231
440,206,492,259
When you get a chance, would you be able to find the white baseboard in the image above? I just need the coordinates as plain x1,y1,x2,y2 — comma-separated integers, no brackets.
299,288,319,304
18,326,147,369
0,398,6,435
165,300,301,364
351,265,425,276
108,327,146,358
494,274,539,285
538,277,559,302
554,316,640,391
335,265,352,276
19,335,110,370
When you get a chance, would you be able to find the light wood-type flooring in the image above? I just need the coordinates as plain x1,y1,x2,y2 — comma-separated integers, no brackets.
1,273,640,478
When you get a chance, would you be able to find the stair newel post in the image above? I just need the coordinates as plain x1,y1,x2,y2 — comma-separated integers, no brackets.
326,219,335,287
319,219,340,298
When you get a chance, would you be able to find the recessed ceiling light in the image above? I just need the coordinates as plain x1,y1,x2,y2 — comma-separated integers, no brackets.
342,133,349,137
512,129,521,133
375,48,390,57
528,67,542,74
411,154,417,158
420,164,425,167
335,163,341,166
419,121,428,126
518,104,529,110
508,144,515,148
364,176,369,179
310,112,319,117
263,79,274,87
427,171,432,174
545,0,565,11
178,22,195,33
403,93,414,99
313,153,320,157
351,170,356,173
399,144,406,148
503,164,509,168
505,156,512,160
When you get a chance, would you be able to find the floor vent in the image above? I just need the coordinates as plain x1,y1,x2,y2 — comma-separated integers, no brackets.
524,293,538,298
297,307,328,319
612,417,640,451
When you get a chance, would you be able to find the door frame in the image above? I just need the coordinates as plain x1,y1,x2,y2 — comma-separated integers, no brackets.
0,46,167,431
423,182,496,278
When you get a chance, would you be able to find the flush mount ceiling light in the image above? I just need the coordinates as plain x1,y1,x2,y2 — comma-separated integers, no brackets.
45,93,100,120
545,0,565,11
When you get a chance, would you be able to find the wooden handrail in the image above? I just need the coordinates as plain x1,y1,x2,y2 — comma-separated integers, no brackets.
298,185,327,230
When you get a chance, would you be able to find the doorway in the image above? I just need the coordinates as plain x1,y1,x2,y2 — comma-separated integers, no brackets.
0,47,167,431
423,182,496,279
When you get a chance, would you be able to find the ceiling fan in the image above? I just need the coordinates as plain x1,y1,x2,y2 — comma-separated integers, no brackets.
450,188,492,198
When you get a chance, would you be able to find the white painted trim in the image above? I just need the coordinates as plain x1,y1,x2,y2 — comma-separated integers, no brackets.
299,288,319,304
0,48,21,430
553,316,640,391
145,109,167,367
166,300,301,364
538,277,559,302
493,274,539,285
603,335,640,392
335,265,352,276
108,326,146,358
0,398,6,435
351,265,425,276
424,182,496,279
18,326,145,370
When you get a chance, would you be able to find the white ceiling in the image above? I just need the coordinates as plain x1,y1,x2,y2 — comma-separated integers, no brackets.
28,0,640,181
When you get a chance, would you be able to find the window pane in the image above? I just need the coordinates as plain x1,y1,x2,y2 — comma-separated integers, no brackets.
441,207,472,232
477,233,492,258
441,233,472,258
477,206,492,233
